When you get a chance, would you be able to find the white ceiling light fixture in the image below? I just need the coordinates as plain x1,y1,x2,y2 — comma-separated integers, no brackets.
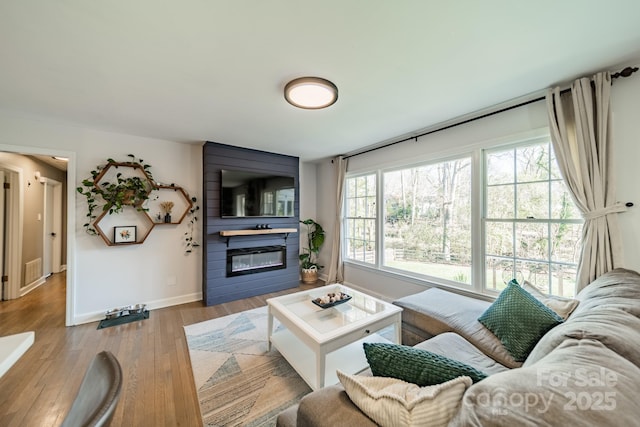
284,77,338,110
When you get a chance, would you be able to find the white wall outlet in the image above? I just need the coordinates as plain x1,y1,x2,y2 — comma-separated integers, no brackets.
167,276,177,287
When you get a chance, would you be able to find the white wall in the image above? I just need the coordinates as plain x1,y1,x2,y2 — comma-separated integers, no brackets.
299,162,317,221
312,72,640,300
298,161,317,255
0,113,202,324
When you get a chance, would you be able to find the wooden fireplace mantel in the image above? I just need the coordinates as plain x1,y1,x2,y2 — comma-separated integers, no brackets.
219,228,297,246
219,228,297,237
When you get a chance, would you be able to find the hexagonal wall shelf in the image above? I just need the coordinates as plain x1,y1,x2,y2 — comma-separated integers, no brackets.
92,162,154,209
94,207,155,246
145,184,193,225
82,158,195,246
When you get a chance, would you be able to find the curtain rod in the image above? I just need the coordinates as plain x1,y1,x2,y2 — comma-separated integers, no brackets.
344,66,639,160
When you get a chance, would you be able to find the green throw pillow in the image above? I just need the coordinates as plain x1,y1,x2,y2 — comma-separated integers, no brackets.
478,279,564,362
363,342,487,385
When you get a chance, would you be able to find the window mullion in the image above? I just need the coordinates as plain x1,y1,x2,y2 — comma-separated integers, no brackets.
376,170,382,268
472,148,483,294
512,147,517,281
547,142,552,293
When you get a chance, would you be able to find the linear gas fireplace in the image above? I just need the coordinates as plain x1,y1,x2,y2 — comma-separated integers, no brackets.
226,245,287,277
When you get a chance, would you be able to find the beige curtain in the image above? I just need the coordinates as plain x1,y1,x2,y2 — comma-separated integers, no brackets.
546,71,626,292
325,155,348,284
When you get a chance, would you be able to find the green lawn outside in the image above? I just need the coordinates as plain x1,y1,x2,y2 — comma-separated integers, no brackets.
384,260,576,297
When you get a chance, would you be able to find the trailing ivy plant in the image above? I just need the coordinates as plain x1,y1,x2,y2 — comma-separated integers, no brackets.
184,196,200,253
77,154,154,235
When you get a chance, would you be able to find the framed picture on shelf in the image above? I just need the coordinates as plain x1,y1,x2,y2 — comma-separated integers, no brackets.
114,226,137,244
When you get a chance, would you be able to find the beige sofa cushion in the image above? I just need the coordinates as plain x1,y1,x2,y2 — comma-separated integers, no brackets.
522,281,579,320
451,339,640,426
414,332,509,376
572,268,640,318
337,370,471,427
525,268,640,367
275,404,297,427
290,383,377,427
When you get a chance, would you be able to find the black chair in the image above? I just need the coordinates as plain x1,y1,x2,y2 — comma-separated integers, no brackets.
60,351,123,427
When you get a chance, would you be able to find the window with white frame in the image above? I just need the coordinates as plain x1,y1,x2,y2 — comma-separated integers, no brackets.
383,157,473,285
342,134,583,298
344,174,376,264
484,140,582,297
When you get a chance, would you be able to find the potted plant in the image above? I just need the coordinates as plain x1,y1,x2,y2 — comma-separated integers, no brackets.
77,154,154,235
299,218,325,283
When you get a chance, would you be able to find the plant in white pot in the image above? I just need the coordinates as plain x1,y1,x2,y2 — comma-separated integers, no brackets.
299,218,325,283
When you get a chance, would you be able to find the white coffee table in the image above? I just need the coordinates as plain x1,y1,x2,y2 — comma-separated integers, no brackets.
267,284,402,390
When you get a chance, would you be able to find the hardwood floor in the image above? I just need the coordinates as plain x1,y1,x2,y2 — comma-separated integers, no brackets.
0,272,320,426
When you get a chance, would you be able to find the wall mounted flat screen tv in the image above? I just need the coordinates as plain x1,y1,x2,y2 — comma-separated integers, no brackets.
221,169,295,217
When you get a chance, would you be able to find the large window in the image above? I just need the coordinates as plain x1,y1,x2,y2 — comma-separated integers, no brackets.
343,134,583,298
484,141,582,297
344,174,376,263
383,157,472,284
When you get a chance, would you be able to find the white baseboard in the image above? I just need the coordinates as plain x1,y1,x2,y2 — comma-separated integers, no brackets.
339,280,395,303
317,273,393,302
20,277,46,297
72,292,203,325
145,292,203,311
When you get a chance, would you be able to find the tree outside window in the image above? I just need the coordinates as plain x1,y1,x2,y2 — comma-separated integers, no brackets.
484,141,582,297
344,174,376,264
383,158,472,284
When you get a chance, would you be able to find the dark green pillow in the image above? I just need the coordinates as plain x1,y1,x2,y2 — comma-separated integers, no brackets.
478,279,564,362
363,342,487,385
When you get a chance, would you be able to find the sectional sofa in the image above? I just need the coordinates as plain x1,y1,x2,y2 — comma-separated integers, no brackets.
277,268,640,426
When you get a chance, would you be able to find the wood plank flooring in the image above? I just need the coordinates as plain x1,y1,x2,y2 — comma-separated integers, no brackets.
0,272,320,426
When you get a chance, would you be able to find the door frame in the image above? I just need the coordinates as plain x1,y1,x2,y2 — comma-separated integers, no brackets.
42,177,63,276
0,163,23,301
0,143,75,326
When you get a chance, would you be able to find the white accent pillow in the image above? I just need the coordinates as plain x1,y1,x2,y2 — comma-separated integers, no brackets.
337,370,471,427
523,281,579,320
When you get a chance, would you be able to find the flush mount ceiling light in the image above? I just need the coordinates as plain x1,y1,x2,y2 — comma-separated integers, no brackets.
284,77,338,109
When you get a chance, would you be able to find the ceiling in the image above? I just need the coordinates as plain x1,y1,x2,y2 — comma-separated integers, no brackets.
1,1,640,162
29,154,69,171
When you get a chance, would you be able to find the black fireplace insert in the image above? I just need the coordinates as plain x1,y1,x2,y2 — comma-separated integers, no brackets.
226,245,287,277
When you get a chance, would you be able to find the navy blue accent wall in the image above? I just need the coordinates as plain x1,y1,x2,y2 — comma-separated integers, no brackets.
202,142,300,305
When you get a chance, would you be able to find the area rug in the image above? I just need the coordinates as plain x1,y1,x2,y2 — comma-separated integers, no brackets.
184,306,311,427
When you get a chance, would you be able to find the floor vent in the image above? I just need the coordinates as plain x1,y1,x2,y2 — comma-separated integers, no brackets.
24,258,42,284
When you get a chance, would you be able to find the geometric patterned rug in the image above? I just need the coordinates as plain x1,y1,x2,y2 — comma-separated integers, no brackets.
184,306,311,427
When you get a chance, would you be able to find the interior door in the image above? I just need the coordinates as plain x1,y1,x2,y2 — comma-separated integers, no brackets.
43,180,54,277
